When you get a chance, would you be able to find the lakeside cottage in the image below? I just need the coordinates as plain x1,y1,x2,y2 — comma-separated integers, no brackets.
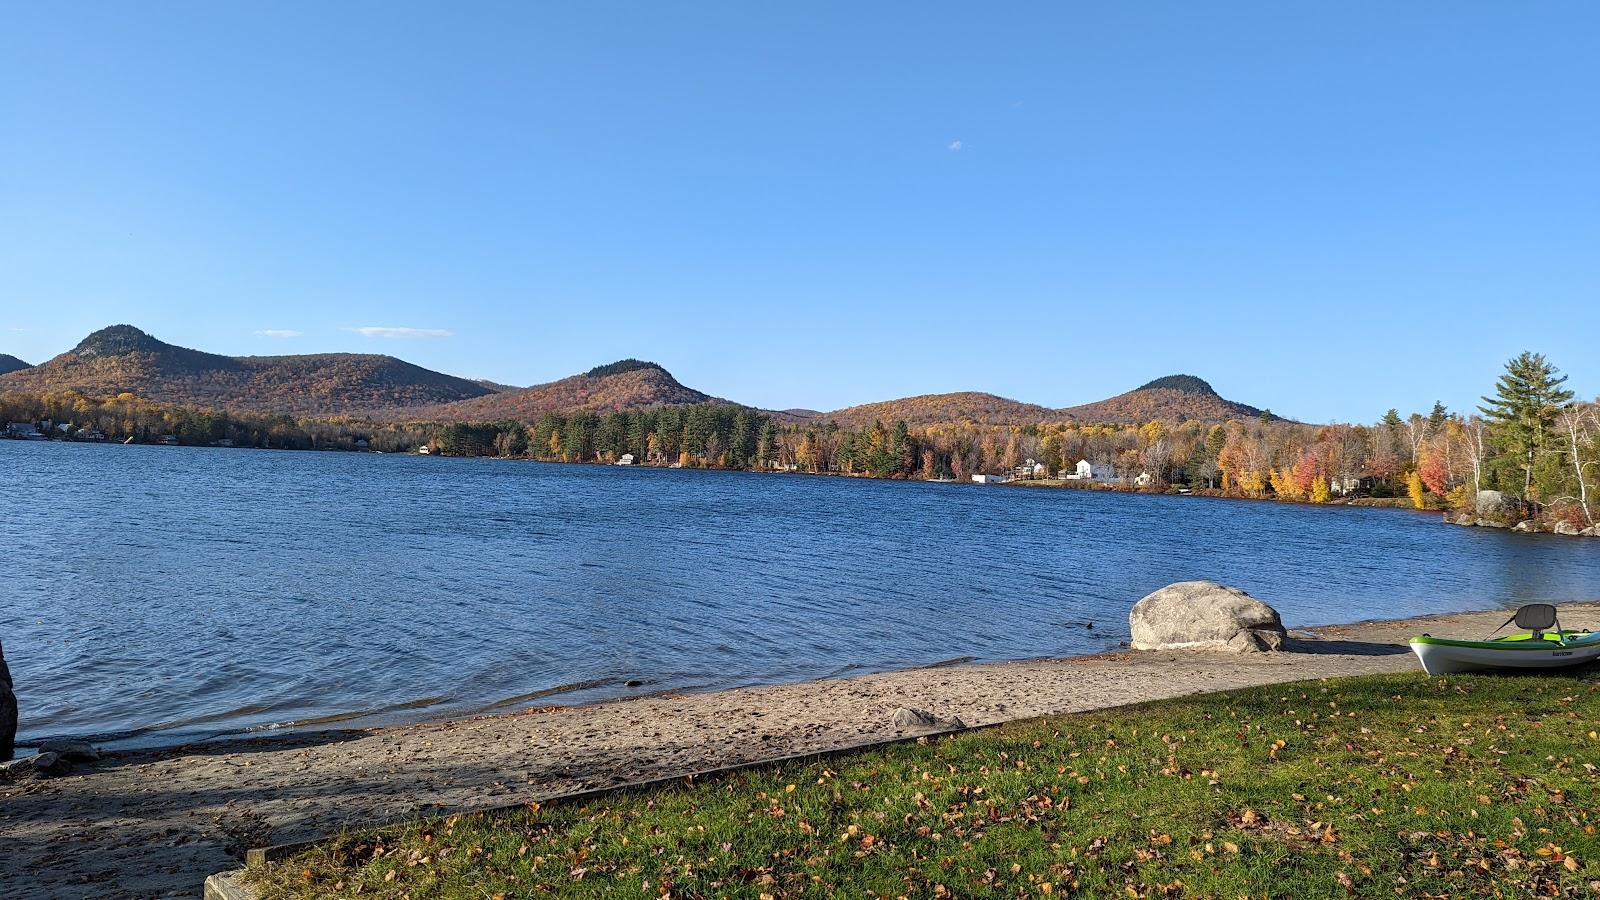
616,453,635,466
971,474,1006,484
1330,474,1365,495
1010,458,1049,480
4,423,44,440
1064,459,1117,482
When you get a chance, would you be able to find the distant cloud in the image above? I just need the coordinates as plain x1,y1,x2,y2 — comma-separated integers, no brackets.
255,329,303,338
948,140,963,152
348,326,454,339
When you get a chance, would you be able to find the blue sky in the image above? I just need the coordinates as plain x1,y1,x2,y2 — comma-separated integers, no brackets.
3,3,1596,421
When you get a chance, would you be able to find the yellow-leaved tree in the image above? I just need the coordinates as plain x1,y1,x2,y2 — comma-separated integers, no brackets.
1310,476,1331,503
1406,470,1427,510
1269,468,1304,501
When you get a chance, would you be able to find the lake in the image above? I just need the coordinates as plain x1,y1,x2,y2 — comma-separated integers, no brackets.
4,440,1598,750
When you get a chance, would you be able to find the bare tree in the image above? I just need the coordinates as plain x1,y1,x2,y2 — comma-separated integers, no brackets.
1404,413,1428,466
1455,415,1490,497
1142,437,1172,484
1554,404,1597,525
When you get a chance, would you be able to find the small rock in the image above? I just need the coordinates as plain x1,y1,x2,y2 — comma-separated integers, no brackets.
892,707,939,727
38,739,99,762
1512,520,1536,533
0,751,63,778
624,679,644,688
891,707,964,730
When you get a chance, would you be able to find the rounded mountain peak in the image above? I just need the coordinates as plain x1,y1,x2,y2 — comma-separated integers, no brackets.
73,325,169,357
585,359,670,379
1134,374,1219,397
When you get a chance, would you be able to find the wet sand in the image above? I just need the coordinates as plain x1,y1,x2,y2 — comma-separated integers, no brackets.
3,602,1597,899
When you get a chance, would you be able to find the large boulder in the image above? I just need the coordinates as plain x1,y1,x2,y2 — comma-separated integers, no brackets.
1476,490,1513,515
1130,581,1287,653
0,641,14,763
1475,490,1525,526
1554,521,1582,536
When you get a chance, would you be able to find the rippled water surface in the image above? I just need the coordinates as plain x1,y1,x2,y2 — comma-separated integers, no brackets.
4,440,1598,749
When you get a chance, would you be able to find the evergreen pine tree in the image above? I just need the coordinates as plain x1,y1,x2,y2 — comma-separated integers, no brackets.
1478,352,1574,499
1428,401,1448,432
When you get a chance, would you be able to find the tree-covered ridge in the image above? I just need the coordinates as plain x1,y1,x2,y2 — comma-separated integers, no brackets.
1135,374,1218,396
73,324,199,358
0,389,426,451
821,392,1056,429
585,359,665,378
0,325,494,415
1057,382,1264,424
822,377,1266,428
0,354,31,376
391,363,718,423
433,403,781,471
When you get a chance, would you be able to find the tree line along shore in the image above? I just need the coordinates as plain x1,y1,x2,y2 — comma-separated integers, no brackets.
3,352,1594,534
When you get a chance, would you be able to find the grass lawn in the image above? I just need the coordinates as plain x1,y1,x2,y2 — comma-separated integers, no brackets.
247,672,1600,898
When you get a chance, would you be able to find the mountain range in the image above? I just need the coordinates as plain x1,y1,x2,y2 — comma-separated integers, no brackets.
0,325,1275,426
0,325,493,416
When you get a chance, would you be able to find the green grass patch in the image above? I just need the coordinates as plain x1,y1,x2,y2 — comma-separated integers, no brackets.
247,672,1600,898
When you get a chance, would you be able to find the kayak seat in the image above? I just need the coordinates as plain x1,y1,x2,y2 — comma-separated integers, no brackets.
1514,603,1560,640
1485,604,1563,643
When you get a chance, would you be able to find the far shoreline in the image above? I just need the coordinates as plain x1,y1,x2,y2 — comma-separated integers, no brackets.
5,434,1547,532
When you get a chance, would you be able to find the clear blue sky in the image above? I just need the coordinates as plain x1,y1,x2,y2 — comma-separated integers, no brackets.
3,3,1596,421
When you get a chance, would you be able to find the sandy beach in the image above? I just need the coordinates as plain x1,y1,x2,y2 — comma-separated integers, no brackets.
4,602,1598,899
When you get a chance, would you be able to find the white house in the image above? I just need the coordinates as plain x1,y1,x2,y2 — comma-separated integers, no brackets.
1064,459,1118,482
616,453,635,466
1330,474,1362,495
1134,472,1154,487
1011,459,1049,480
972,473,1006,484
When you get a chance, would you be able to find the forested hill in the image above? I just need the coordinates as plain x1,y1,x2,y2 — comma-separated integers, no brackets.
0,328,1273,427
377,360,723,422
1057,375,1267,424
0,325,495,416
818,392,1058,429
815,375,1269,427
